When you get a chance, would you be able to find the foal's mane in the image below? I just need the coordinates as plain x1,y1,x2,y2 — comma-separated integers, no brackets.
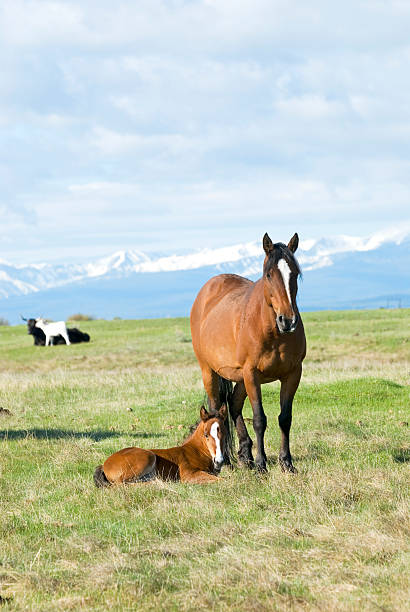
181,419,202,444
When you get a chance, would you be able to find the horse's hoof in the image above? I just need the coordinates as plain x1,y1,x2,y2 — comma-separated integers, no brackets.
279,457,298,474
238,456,254,469
254,458,268,473
255,464,268,475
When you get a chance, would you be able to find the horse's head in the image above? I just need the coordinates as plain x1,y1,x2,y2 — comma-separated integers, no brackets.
262,232,301,334
199,404,228,473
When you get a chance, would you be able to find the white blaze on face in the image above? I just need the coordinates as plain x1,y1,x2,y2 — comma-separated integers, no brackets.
210,422,223,463
277,258,292,306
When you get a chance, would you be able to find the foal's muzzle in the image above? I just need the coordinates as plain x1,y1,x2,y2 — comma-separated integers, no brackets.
213,458,224,474
276,313,298,334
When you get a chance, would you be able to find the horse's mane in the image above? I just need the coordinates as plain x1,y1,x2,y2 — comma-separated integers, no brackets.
264,242,302,278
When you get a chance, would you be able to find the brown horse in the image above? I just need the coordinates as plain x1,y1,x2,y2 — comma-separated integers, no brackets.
190,232,306,473
94,405,229,486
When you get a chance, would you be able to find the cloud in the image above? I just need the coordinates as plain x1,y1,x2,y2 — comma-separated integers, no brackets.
275,94,344,119
0,1,409,262
0,2,85,46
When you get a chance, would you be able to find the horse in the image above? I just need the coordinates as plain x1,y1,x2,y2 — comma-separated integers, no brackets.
94,404,230,486
190,232,306,473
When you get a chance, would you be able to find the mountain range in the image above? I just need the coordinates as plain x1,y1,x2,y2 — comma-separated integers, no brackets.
1,228,409,325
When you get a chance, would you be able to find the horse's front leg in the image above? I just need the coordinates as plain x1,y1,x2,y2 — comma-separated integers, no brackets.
278,365,302,473
243,368,267,472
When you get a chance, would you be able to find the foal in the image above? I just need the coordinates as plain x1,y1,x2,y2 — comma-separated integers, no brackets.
94,405,228,486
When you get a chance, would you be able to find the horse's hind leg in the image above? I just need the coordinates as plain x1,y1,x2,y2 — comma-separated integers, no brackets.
243,369,267,472
230,382,254,467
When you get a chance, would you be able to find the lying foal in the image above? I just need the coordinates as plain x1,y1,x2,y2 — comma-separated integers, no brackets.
94,405,228,486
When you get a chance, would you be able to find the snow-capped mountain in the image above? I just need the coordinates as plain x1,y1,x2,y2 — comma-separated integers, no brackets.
0,228,409,324
0,250,152,299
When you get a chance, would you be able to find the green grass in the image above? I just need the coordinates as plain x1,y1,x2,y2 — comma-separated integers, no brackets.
0,310,409,611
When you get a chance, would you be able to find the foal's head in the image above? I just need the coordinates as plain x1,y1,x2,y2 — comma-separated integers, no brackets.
199,404,228,473
262,232,302,334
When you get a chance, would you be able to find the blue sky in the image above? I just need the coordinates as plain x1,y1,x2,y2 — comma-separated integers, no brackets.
1,0,410,263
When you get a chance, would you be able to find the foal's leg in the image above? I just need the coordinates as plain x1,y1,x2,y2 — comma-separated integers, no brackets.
278,365,302,473
103,448,156,484
229,382,254,467
180,465,219,483
243,368,267,472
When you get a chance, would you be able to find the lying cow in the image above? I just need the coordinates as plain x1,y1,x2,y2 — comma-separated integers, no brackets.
22,316,90,346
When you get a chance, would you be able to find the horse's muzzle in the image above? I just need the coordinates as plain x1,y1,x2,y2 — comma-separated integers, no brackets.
276,314,298,334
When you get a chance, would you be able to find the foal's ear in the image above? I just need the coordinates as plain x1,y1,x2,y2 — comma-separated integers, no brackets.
218,403,228,420
200,405,209,421
263,233,274,255
288,233,299,253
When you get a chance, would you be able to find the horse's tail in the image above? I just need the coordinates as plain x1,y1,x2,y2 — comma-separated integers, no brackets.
217,377,236,467
93,465,111,488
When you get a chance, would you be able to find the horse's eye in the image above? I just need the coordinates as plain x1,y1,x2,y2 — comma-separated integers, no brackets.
205,433,209,438
266,272,270,279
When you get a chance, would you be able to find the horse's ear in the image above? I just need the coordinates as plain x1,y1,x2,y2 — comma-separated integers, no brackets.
218,403,228,420
200,405,209,421
288,233,299,253
263,233,274,255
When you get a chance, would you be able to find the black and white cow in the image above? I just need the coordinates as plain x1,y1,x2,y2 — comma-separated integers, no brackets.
22,317,90,346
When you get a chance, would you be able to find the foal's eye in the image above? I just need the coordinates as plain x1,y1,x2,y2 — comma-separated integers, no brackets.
205,433,209,438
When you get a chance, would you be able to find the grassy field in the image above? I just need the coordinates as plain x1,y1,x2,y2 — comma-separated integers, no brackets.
0,309,409,611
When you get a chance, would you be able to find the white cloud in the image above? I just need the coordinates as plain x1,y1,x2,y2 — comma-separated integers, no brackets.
0,1,87,46
68,181,140,197
90,127,142,156
275,94,344,119
89,126,198,158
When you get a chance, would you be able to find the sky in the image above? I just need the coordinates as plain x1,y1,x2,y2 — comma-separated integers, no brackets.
1,0,410,263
